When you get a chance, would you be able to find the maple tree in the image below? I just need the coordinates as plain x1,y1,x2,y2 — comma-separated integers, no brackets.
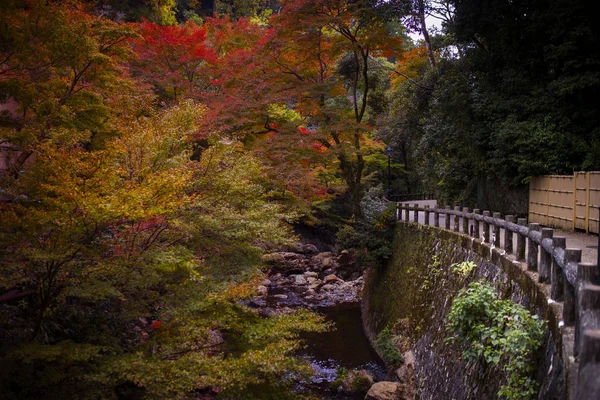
205,0,403,215
0,95,325,397
131,20,217,102
1,2,328,398
0,0,136,176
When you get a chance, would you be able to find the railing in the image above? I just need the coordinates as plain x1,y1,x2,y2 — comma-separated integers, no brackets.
385,192,435,202
396,203,600,398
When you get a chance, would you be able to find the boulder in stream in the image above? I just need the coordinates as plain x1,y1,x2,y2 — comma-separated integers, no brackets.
365,381,403,400
256,285,268,297
331,368,375,394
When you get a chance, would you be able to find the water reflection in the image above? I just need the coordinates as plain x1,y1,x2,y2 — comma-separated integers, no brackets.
297,303,386,399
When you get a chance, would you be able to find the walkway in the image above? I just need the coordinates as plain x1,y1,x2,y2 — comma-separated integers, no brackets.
397,200,598,265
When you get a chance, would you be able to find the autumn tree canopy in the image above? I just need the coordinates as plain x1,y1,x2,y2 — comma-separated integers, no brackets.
2,0,599,397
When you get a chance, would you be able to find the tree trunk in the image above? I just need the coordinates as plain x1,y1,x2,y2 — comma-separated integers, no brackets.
418,0,436,68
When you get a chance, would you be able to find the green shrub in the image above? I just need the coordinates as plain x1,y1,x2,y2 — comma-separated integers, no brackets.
445,281,546,400
374,327,404,365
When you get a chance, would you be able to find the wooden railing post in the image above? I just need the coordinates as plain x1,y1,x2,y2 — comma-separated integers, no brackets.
527,223,541,272
539,228,553,283
563,248,582,326
517,218,527,261
504,215,514,254
444,206,451,230
453,206,460,232
404,203,409,222
482,211,490,242
493,212,501,247
413,204,419,223
434,206,439,227
424,205,430,226
551,236,566,301
462,207,470,234
472,209,480,238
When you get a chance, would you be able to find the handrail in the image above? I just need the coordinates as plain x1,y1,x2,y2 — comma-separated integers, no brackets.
385,192,435,202
395,202,600,398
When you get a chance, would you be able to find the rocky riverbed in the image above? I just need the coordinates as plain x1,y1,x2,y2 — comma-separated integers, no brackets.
240,244,409,400
247,245,364,315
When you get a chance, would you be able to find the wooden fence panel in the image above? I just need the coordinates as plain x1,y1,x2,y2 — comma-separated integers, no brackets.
588,172,600,234
575,171,588,231
529,176,549,225
529,172,600,233
529,175,574,231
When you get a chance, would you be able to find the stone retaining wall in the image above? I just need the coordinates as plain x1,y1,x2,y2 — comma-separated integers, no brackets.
362,223,570,399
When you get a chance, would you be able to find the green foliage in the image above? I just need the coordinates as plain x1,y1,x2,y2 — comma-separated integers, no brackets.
216,0,272,18
334,185,397,267
374,327,403,366
0,62,309,400
378,0,600,209
330,368,373,394
336,212,396,268
445,281,546,400
451,261,477,277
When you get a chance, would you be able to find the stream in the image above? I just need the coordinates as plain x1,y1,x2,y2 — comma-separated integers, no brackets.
257,247,387,398
260,283,385,399
296,302,386,399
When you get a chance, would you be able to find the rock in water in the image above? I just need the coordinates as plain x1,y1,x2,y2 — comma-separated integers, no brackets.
292,274,307,285
301,243,319,254
365,381,402,400
256,285,268,296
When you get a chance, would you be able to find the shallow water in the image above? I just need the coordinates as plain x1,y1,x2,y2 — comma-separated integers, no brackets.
296,302,386,399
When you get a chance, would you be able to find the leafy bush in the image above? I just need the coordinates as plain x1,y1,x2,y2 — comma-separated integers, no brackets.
445,281,546,400
336,190,397,268
451,261,477,276
374,327,404,366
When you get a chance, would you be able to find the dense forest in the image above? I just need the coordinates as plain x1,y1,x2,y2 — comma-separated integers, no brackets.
0,0,598,398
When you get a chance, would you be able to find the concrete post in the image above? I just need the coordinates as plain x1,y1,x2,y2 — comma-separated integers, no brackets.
492,212,501,247
551,236,566,301
453,206,460,232
527,223,540,272
517,218,527,261
577,328,600,400
424,205,430,226
527,222,540,271
539,228,553,283
462,207,469,234
434,207,439,227
504,215,514,254
574,264,599,356
473,209,480,238
444,206,451,230
482,211,490,242
413,204,419,223
563,248,582,326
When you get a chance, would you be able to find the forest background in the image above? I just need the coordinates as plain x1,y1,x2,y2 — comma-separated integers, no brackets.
0,0,598,398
